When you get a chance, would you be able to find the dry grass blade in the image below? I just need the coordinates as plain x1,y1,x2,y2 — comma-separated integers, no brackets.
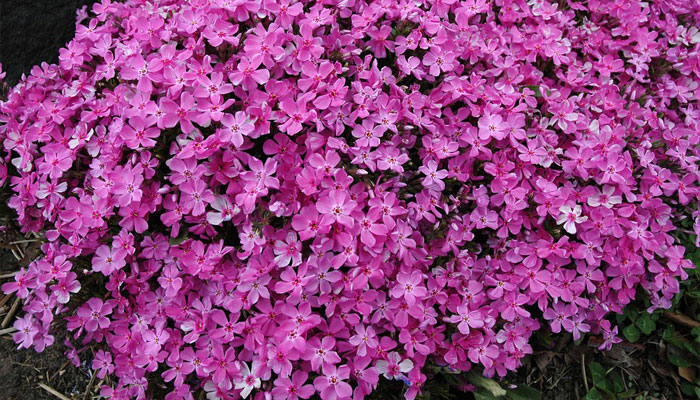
38,382,72,400
0,271,18,279
83,372,97,400
1,297,20,329
9,239,39,245
0,326,17,335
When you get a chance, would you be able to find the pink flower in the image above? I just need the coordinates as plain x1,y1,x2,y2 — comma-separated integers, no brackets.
478,112,508,140
229,55,270,90
418,160,448,191
448,304,485,334
13,314,38,349
423,48,456,76
274,232,303,267
162,91,198,133
2,268,37,299
313,364,352,400
93,245,126,275
376,352,414,380
38,149,73,179
220,111,254,148
51,272,80,304
234,362,261,398
77,298,113,332
180,179,214,216
349,325,378,357
316,190,357,228
272,371,315,400
91,350,114,379
303,336,341,371
291,206,332,241
120,54,163,92
557,205,588,234
121,115,160,149
279,98,316,135
390,271,427,306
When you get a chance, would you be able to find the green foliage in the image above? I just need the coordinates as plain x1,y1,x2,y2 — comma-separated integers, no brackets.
584,362,636,399
468,371,541,400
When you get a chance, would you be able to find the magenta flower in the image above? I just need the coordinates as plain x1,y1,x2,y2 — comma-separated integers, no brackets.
376,352,414,380
272,371,315,400
448,304,485,334
93,245,126,275
121,116,160,149
291,206,332,241
557,205,588,234
313,364,352,400
13,314,39,349
316,190,357,228
162,91,197,133
1,0,699,397
120,54,163,92
91,349,115,379
1,268,37,299
279,98,316,135
38,149,73,179
349,325,378,357
418,160,448,191
423,48,456,76
220,111,254,148
180,179,214,216
478,112,508,140
390,271,427,306
51,272,80,304
77,298,113,332
274,232,303,267
234,361,261,398
229,55,270,90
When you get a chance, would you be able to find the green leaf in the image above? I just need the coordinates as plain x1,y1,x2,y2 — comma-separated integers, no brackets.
668,352,691,367
583,388,603,400
474,389,501,400
624,307,640,322
616,313,627,325
611,373,625,393
588,362,606,386
169,232,188,246
663,326,683,347
635,314,655,335
468,372,507,397
506,385,541,400
524,85,543,97
680,380,696,396
683,341,698,356
623,325,641,343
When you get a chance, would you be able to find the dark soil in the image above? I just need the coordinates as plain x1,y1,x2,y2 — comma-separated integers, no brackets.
513,334,681,399
0,0,98,85
0,332,92,400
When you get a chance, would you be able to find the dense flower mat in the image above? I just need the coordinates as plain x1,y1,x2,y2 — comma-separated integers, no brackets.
1,0,700,399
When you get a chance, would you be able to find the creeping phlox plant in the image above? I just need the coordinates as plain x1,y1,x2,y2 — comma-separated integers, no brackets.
1,0,700,398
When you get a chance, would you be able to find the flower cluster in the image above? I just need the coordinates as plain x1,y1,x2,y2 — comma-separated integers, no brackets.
1,0,700,399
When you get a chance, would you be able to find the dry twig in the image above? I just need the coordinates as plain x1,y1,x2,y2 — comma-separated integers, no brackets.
663,311,700,329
